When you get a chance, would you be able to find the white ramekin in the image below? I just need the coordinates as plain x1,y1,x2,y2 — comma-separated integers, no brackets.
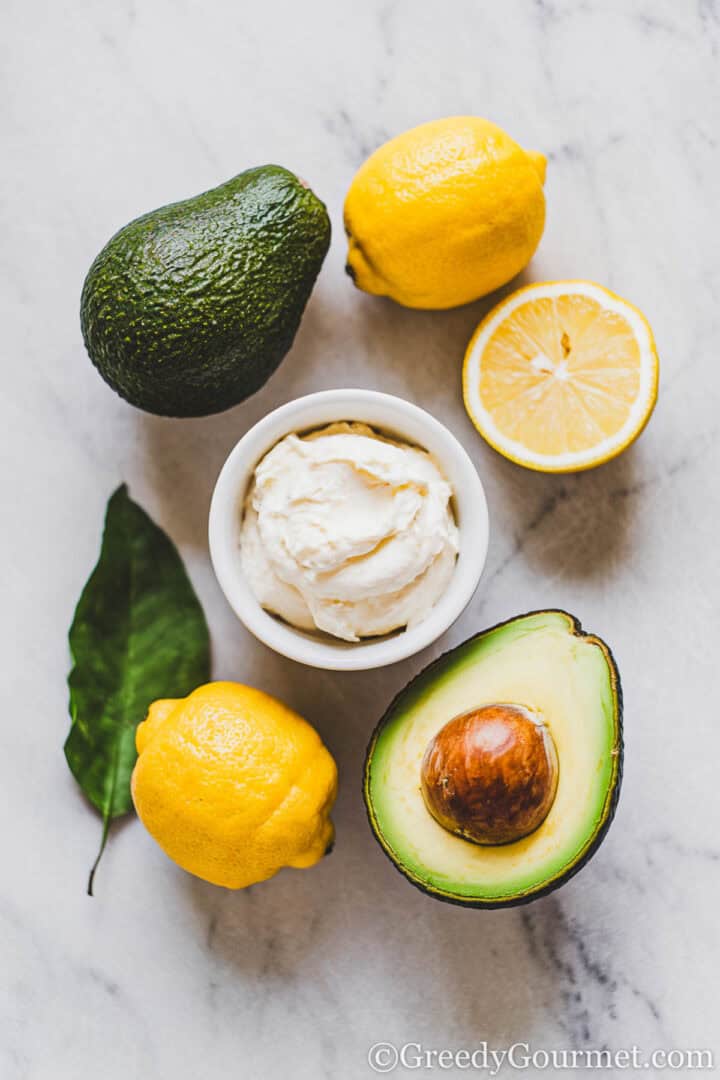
208,389,489,671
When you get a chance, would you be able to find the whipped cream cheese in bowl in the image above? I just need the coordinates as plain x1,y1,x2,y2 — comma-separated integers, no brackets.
209,390,489,670
241,422,459,642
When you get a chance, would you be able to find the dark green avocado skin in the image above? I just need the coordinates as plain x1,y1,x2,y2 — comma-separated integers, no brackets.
80,166,331,417
363,610,624,909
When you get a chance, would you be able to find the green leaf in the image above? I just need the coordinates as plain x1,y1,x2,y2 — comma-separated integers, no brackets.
65,484,211,895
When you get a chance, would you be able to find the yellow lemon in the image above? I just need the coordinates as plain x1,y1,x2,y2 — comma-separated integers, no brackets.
463,281,659,472
344,116,546,310
131,682,338,889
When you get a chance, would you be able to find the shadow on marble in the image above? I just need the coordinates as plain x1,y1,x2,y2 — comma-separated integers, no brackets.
176,814,630,1048
133,408,261,552
178,843,536,1043
481,442,643,586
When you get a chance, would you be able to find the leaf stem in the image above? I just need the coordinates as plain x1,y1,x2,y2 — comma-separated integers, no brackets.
87,812,111,897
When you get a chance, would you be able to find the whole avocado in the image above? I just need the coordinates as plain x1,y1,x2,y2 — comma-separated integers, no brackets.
80,166,331,417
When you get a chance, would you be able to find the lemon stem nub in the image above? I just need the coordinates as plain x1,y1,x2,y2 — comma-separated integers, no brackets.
528,151,547,185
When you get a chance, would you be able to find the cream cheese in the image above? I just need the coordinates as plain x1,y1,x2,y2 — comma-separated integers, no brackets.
240,423,458,642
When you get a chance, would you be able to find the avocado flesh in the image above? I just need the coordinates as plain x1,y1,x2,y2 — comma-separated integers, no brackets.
365,611,622,906
80,166,331,417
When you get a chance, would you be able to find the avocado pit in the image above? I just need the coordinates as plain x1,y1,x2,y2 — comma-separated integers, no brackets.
420,704,559,846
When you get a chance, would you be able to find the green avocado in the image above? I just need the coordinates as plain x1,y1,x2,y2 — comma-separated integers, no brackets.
80,166,331,417
364,610,622,908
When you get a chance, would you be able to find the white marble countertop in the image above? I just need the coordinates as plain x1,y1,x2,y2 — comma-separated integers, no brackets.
3,1,719,1076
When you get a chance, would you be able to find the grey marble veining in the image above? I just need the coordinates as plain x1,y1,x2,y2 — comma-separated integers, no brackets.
2,0,719,1076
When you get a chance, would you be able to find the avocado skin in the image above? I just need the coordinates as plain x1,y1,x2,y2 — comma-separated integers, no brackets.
80,166,331,417
363,610,623,909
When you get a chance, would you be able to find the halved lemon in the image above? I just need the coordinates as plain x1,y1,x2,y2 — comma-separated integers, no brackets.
463,281,659,472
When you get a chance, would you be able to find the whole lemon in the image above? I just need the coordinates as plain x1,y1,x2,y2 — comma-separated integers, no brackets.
344,116,547,310
131,682,338,889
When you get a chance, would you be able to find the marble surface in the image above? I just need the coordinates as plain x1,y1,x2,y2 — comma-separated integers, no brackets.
3,0,719,1076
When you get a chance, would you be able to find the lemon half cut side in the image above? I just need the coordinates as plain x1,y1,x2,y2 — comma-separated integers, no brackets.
463,281,659,473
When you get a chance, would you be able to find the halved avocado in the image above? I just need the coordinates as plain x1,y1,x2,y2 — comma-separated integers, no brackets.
363,610,622,908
